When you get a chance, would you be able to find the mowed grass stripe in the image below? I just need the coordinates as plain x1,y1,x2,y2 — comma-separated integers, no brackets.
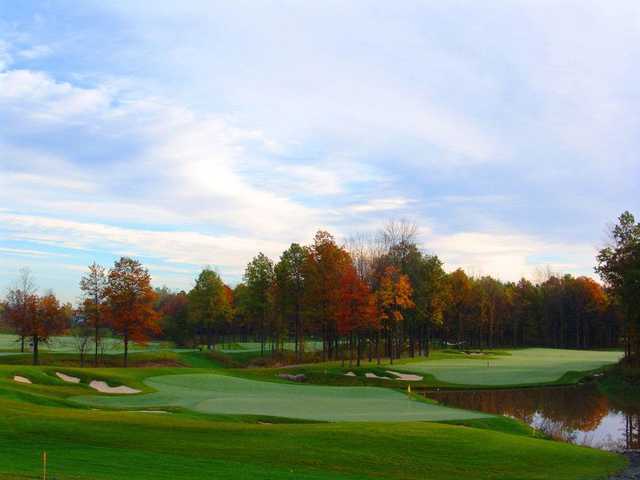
70,373,489,421
395,348,622,386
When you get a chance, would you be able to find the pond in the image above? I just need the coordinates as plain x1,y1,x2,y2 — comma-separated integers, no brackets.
425,383,640,451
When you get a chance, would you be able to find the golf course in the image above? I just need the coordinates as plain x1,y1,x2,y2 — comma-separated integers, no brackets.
0,345,628,479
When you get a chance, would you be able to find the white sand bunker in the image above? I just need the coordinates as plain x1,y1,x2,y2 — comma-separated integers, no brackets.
56,372,81,383
344,371,356,377
128,410,169,414
13,375,32,384
89,380,140,394
365,372,392,380
386,370,424,381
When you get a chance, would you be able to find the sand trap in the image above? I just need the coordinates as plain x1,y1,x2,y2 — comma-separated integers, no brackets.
386,370,424,381
89,380,140,394
128,410,169,414
344,371,356,377
56,372,81,383
13,375,32,384
365,372,392,380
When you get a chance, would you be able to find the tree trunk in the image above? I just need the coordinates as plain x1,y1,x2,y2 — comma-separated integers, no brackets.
123,334,129,367
94,325,100,367
32,336,39,365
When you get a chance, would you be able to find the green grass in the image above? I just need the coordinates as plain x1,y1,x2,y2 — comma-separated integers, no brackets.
391,348,623,387
0,395,625,480
0,333,170,354
0,347,630,479
69,373,490,422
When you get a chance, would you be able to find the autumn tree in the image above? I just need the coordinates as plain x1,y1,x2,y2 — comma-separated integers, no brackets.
444,269,473,347
4,268,37,352
188,268,230,350
337,265,377,366
376,266,414,364
303,231,352,360
105,257,160,367
5,287,67,365
79,262,108,366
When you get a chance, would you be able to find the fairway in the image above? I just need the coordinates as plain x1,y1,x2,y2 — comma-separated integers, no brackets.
0,333,165,354
395,348,623,386
71,373,489,421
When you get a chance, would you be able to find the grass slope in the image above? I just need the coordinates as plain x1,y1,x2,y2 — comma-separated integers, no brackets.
0,397,625,480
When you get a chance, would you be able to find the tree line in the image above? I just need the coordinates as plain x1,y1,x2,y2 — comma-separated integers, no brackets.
3,213,637,366
158,220,624,366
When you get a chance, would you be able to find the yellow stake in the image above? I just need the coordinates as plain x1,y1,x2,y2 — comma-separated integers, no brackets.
42,451,47,480
407,384,411,394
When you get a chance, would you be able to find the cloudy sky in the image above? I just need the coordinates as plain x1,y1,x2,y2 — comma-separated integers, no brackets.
1,1,639,303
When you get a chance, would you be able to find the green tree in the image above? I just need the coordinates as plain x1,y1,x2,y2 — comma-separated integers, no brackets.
244,253,275,356
596,211,640,363
274,243,306,358
188,268,230,350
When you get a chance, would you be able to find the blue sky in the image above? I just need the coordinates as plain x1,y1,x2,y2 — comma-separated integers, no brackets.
1,1,639,303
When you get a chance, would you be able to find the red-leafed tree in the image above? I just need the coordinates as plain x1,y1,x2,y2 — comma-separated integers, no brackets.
5,288,67,365
303,231,352,361
105,257,160,367
337,265,378,366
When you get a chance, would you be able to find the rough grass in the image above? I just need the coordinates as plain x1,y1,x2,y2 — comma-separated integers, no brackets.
69,373,490,422
0,394,626,480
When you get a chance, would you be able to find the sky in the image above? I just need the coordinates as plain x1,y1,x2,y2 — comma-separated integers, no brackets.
1,1,639,304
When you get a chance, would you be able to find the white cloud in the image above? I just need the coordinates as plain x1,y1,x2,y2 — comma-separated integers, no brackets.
347,197,411,214
426,231,596,282
0,212,288,272
0,69,111,124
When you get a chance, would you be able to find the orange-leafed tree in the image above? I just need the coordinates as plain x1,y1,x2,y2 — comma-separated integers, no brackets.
303,231,352,361
5,290,67,365
337,265,377,366
377,266,414,364
105,257,160,367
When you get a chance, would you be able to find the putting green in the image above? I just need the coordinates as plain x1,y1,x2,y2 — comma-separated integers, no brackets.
71,373,489,422
395,348,622,386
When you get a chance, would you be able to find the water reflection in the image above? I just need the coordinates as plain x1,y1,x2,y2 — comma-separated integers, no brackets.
424,384,640,451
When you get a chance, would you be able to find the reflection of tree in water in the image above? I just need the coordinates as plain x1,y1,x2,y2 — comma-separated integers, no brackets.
425,385,640,450
627,414,640,450
427,385,609,430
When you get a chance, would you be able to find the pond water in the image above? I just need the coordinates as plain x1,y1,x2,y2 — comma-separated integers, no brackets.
425,383,640,451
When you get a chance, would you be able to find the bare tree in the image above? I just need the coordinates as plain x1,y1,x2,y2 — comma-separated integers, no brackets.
71,322,94,367
80,262,107,366
380,219,418,251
